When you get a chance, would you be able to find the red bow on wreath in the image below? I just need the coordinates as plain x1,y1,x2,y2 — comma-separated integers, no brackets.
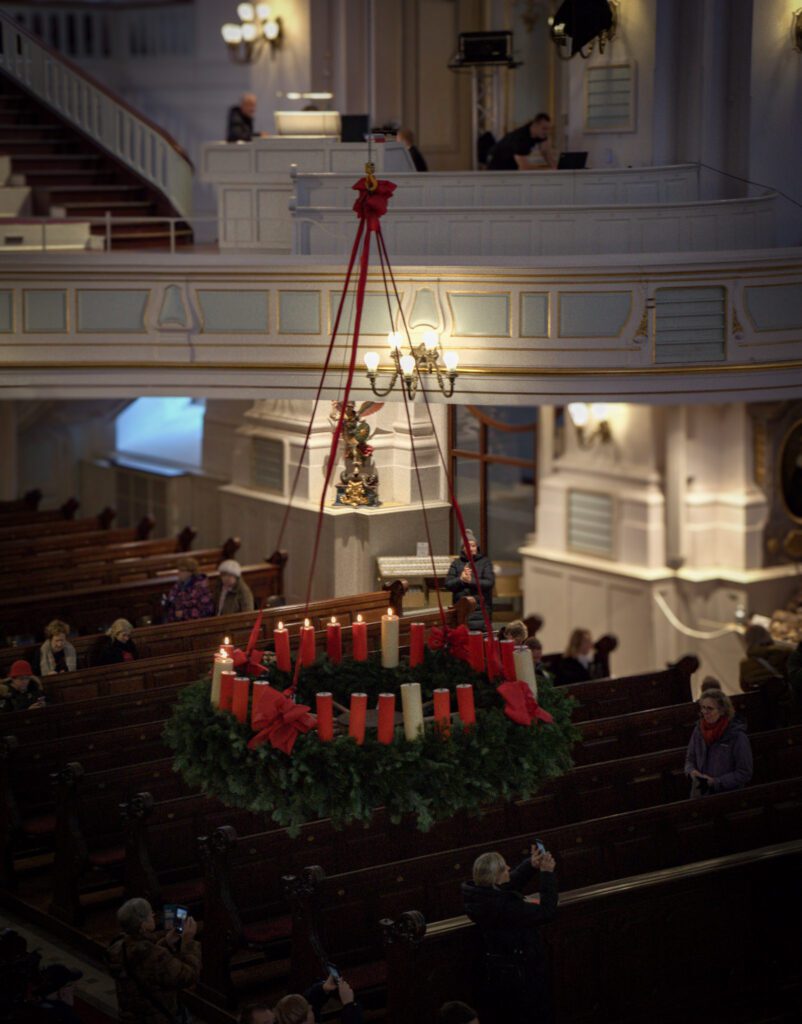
352,178,397,232
427,623,470,662
230,610,266,678
248,686,316,755
497,680,554,727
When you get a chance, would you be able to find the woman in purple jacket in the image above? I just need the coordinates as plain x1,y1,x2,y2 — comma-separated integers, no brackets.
684,688,753,798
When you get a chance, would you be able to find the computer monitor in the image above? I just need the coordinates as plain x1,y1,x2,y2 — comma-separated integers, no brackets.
557,151,588,169
341,114,369,143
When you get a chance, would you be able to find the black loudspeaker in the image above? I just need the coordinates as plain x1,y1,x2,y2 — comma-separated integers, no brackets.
458,31,513,64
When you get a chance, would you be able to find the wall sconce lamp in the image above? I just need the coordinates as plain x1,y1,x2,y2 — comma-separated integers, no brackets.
793,9,802,51
567,402,613,448
364,330,459,400
221,3,282,63
548,0,618,60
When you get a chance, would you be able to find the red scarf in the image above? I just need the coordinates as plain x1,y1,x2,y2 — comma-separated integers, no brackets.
700,715,729,746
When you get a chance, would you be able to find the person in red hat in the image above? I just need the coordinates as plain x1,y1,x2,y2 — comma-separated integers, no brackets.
0,659,45,712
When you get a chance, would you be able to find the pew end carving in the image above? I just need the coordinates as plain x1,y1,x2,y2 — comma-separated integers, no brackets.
48,762,87,926
120,791,161,910
197,825,241,1008
0,735,20,889
282,865,327,992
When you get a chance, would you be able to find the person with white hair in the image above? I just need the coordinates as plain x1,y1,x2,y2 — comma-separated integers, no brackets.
106,898,200,1024
213,559,255,616
227,92,260,142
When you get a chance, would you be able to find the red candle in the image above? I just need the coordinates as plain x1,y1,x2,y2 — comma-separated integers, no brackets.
456,683,476,726
274,621,291,672
251,680,272,728
467,631,484,673
484,636,501,679
433,688,451,736
409,622,425,668
352,614,368,661
316,692,334,742
300,618,316,666
348,693,368,745
500,639,516,681
377,693,395,744
219,670,236,711
326,617,342,663
231,676,250,724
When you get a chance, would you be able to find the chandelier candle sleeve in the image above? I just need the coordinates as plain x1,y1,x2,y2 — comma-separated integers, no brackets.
251,681,272,729
352,614,368,661
231,676,250,724
219,670,236,712
467,631,485,673
433,688,451,736
409,622,425,668
300,619,316,667
316,692,334,741
377,692,396,744
456,683,476,726
513,646,538,699
400,682,424,740
222,636,234,657
348,692,368,745
273,622,291,672
500,639,517,681
211,648,234,706
326,618,342,663
484,636,502,679
381,608,400,669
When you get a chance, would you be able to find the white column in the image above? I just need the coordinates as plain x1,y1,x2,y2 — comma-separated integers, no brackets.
664,406,687,570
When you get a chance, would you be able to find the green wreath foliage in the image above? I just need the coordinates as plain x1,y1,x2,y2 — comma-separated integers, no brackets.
164,647,580,836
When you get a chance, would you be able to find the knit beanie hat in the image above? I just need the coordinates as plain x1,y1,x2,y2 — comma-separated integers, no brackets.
217,559,242,578
10,660,33,678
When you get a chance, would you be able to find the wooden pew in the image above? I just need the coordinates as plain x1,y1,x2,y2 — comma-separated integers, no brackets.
0,555,287,640
0,538,242,598
0,506,115,543
0,523,192,577
0,515,155,561
0,497,79,527
0,489,41,513
379,839,802,1023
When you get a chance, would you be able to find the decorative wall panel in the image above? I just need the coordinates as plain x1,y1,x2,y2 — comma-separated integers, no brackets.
568,490,615,558
520,293,549,337
198,290,269,333
655,287,726,364
77,289,149,332
0,290,12,332
327,292,400,335
279,290,321,335
23,289,67,332
559,292,631,337
448,293,510,337
744,283,802,331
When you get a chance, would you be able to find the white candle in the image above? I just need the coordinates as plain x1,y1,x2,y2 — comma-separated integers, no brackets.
211,647,234,706
400,682,424,741
513,646,537,700
381,606,400,669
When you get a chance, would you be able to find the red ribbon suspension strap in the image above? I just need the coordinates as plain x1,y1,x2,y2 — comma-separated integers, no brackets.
231,609,265,677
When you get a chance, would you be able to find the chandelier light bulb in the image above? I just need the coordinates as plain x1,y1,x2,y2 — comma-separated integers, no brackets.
237,2,256,22
255,2,271,19
422,329,439,351
264,18,281,41
400,354,416,377
590,402,609,421
444,351,459,372
364,351,380,373
567,402,590,427
387,331,402,350
221,22,243,44
241,21,258,41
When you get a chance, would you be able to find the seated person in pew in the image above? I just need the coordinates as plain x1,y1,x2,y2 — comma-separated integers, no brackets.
214,559,255,616
439,1001,480,1024
33,962,83,1024
162,557,215,623
39,619,77,676
274,974,362,1024
462,844,558,1024
445,529,495,632
739,624,791,692
95,619,139,665
684,688,753,798
496,619,527,644
107,898,200,1024
526,636,555,687
240,1003,275,1024
554,627,604,685
0,660,46,712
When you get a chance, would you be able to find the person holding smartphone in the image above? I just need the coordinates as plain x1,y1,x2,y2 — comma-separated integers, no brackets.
107,898,200,1024
462,842,558,1024
273,971,362,1024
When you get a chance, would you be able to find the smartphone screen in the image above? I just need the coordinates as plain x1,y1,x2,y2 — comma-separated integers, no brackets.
535,839,546,854
326,962,341,981
175,907,188,934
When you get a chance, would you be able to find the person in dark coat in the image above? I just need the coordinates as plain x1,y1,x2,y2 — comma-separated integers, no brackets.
463,844,558,1024
488,113,557,170
96,619,139,665
0,660,45,712
554,627,604,685
396,128,428,171
33,963,83,1023
163,557,215,623
227,92,258,142
274,974,363,1023
445,530,495,632
684,688,753,797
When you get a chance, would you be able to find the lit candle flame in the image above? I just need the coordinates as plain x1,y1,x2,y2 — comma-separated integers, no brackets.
357,613,363,623
224,635,230,644
304,618,310,628
331,616,337,625
387,607,393,617
219,647,227,657
278,621,284,630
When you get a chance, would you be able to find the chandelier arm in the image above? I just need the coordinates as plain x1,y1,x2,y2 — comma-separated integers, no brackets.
367,370,400,398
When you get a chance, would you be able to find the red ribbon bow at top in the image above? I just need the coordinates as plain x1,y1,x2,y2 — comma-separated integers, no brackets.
352,178,397,232
497,680,554,728
248,686,316,755
427,623,471,663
